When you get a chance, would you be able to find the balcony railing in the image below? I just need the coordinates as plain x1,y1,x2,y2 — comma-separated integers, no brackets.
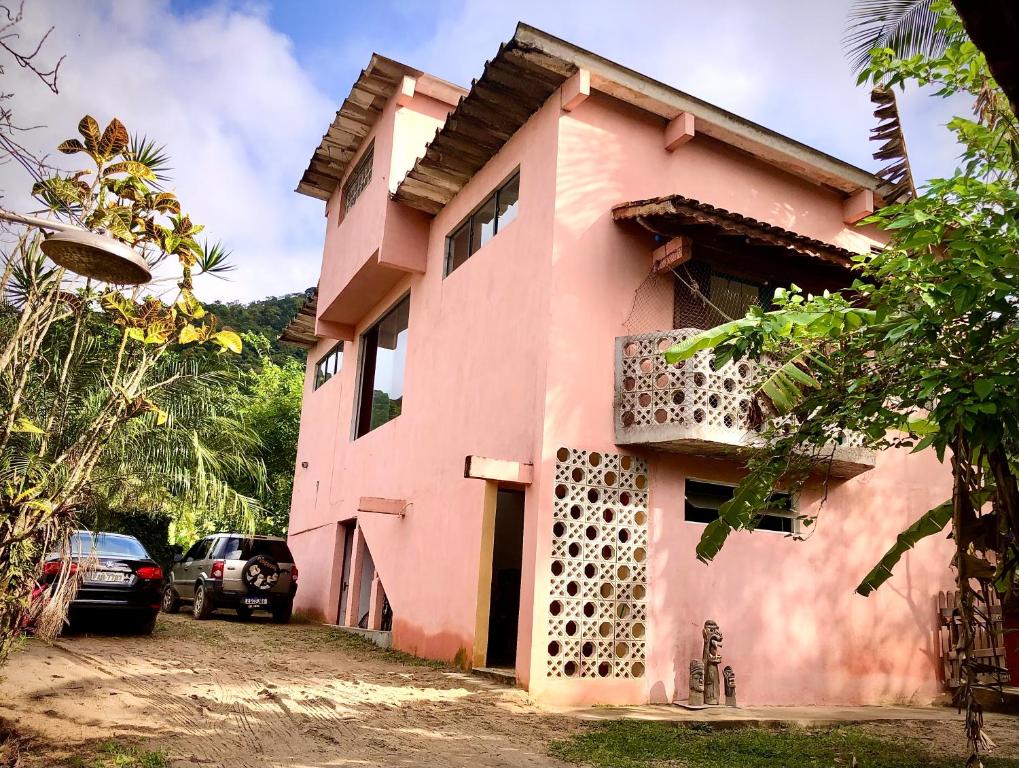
614,329,875,478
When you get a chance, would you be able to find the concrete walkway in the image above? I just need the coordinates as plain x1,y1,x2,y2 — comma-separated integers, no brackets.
559,703,963,727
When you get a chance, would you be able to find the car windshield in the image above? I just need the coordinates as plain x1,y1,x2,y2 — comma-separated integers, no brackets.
67,532,149,559
217,537,293,563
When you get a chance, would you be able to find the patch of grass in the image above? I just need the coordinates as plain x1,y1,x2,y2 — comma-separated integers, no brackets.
314,626,447,669
67,740,167,768
548,721,1019,768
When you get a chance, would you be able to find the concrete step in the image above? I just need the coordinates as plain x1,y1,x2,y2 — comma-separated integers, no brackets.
473,666,516,686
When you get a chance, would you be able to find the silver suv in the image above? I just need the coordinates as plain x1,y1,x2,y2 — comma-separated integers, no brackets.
161,533,298,623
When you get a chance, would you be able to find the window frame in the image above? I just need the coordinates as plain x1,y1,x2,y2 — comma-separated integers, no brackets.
683,478,798,534
313,342,343,390
339,141,374,223
352,293,411,440
443,170,520,277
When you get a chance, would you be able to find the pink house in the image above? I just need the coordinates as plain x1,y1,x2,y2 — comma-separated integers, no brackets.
282,24,953,707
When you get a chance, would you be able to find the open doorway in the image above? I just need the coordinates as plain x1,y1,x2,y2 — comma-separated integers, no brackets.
486,489,524,668
337,522,355,625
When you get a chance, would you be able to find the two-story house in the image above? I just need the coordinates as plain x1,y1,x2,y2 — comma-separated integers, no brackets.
282,24,953,707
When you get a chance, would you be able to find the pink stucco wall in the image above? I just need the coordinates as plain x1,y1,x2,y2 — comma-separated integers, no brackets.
289,91,562,667
289,76,954,707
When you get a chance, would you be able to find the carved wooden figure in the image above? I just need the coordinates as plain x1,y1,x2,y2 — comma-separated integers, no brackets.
723,665,736,707
701,619,723,705
688,660,705,706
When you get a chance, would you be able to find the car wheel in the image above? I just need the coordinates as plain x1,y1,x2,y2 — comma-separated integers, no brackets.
161,585,181,614
236,605,253,621
271,600,293,624
192,583,214,620
138,611,158,635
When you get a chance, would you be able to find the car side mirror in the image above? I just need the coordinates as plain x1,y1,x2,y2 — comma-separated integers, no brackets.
173,554,183,563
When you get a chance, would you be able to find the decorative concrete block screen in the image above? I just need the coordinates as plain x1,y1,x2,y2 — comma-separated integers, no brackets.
617,328,757,438
614,329,875,478
548,447,648,679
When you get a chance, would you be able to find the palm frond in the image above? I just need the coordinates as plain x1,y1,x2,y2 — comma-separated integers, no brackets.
843,0,947,73
126,134,172,185
195,241,236,279
870,86,917,203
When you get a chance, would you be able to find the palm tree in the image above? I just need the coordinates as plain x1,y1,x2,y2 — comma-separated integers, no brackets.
843,0,946,73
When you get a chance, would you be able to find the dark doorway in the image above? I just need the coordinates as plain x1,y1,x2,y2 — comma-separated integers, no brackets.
337,523,354,625
486,489,524,668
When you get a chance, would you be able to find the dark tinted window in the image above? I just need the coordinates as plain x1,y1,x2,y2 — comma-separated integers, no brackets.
444,171,520,276
183,538,212,561
215,537,293,562
447,222,471,275
471,195,497,254
314,342,343,390
355,295,410,437
684,480,794,532
496,173,519,228
69,532,149,559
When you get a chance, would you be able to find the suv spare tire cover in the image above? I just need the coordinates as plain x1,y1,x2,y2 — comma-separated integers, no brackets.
242,555,280,591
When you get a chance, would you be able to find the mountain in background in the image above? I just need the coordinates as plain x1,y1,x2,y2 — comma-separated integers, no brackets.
207,287,314,369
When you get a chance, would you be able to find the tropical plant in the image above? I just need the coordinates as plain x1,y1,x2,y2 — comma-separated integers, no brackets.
0,116,260,667
844,0,945,73
667,4,1017,763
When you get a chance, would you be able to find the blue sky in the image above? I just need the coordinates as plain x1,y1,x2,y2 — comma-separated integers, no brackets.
5,1,964,302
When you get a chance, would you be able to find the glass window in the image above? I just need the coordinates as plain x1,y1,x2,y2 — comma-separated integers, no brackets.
495,173,519,231
444,171,521,276
707,274,764,328
314,342,343,390
471,195,497,254
215,537,293,562
355,295,411,438
446,221,471,275
684,480,795,533
68,532,149,559
183,538,211,561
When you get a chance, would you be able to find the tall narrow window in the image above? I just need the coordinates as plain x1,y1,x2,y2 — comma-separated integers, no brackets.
444,171,520,276
340,142,374,220
355,295,410,438
314,342,343,390
684,479,795,533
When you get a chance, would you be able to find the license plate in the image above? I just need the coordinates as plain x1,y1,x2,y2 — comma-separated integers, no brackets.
86,571,130,584
243,597,269,607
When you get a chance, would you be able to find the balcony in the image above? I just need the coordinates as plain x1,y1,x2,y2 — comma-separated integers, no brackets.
614,329,875,478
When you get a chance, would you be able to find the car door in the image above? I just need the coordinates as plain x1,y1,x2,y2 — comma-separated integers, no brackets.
176,539,210,599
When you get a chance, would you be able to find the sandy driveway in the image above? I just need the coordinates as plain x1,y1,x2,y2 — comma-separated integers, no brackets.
1,614,576,767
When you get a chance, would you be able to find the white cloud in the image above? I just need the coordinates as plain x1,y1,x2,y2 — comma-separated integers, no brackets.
1,0,971,303
1,0,333,302
391,0,963,184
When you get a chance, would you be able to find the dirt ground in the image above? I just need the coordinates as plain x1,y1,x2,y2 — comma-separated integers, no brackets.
0,613,577,768
3,612,1018,768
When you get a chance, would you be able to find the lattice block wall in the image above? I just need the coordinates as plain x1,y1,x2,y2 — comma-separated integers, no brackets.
547,447,649,679
617,329,758,436
613,329,872,475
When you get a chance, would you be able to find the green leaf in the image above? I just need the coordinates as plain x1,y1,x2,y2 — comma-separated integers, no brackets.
98,118,129,158
179,324,202,344
57,139,87,155
102,161,156,180
855,501,952,596
78,115,101,154
973,379,994,399
12,417,44,434
214,330,243,354
664,319,745,363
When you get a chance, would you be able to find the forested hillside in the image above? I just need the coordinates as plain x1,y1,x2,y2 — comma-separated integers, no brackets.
208,288,314,368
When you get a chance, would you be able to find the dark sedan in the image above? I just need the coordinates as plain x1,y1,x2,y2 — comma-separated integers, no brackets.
43,531,163,634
